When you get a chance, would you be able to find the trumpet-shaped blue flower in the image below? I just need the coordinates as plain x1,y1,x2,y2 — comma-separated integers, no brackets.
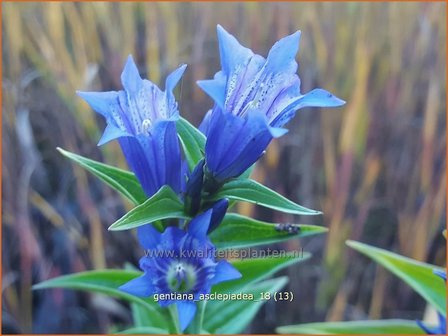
417,269,446,335
119,209,241,331
78,55,187,197
198,25,345,183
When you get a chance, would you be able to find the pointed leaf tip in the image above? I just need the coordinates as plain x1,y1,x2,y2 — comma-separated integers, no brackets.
208,179,322,216
108,186,188,231
57,148,147,205
346,240,446,315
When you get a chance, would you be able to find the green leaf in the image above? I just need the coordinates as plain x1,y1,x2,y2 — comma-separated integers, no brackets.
204,277,289,334
176,117,206,171
117,327,168,334
205,253,310,332
276,319,425,334
208,179,321,215
213,253,311,294
210,213,327,249
108,186,188,231
346,240,446,315
33,270,169,329
57,147,146,205
130,298,153,328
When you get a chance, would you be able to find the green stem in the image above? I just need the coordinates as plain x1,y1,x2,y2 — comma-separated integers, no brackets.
168,304,181,334
190,300,207,334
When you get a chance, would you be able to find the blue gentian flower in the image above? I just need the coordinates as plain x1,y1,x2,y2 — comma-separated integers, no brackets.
119,209,241,331
198,25,345,183
417,269,446,334
78,55,187,197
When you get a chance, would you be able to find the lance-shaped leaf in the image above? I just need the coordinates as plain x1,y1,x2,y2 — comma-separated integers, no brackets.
213,253,310,294
210,213,327,249
108,186,188,231
58,147,146,205
33,270,169,329
204,277,289,334
118,327,169,334
346,240,446,315
176,117,206,171
277,320,425,334
208,179,321,215
206,253,310,333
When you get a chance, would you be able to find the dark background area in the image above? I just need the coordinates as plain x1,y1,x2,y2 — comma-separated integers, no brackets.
2,1,446,333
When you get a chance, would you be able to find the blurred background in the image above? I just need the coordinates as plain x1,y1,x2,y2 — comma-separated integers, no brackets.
2,1,446,334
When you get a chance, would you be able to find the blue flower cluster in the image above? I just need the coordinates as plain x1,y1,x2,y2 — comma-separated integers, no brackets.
78,25,344,331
